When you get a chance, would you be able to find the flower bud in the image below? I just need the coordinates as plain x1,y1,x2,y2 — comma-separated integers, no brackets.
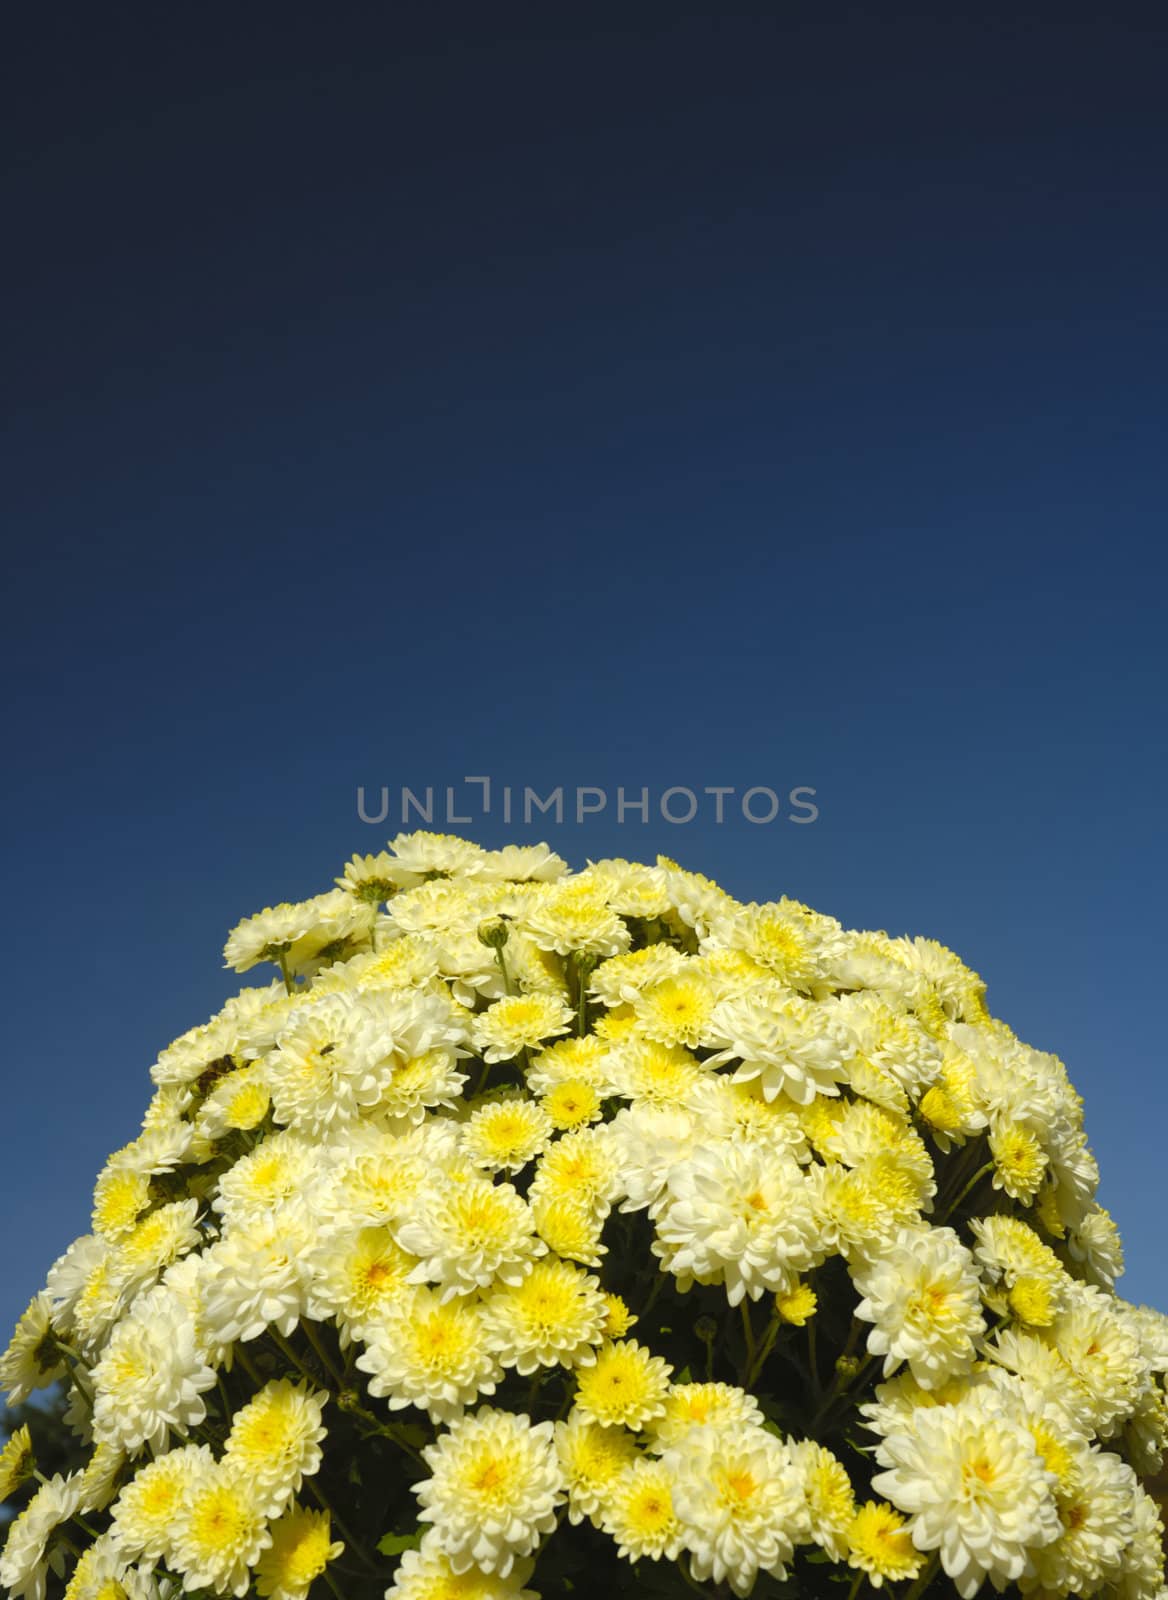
476,918,510,950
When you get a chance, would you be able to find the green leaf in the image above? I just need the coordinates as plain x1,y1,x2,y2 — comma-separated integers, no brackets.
394,1423,428,1448
376,1528,423,1556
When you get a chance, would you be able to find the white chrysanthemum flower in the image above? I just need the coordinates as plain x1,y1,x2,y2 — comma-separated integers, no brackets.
706,986,852,1103
1043,1283,1145,1435
480,1258,608,1374
655,856,740,939
819,1100,934,1196
598,1457,683,1562
520,884,631,960
477,843,569,883
554,1413,639,1523
397,1174,545,1299
1112,1486,1167,1600
530,1193,607,1266
116,1199,202,1298
525,1033,614,1093
355,1286,502,1421
578,858,671,920
108,1442,215,1562
170,1462,272,1597
528,1125,621,1216
790,1439,856,1562
43,1235,108,1339
0,1470,84,1600
473,992,573,1063
831,991,943,1098
653,1138,821,1304
572,1340,673,1430
703,898,835,991
970,1213,1070,1322
385,829,491,883
0,1294,66,1404
90,1285,217,1455
853,1225,985,1389
462,1096,554,1173
68,1240,138,1356
385,1539,540,1597
1126,1303,1168,1373
611,1037,709,1106
313,1130,439,1230
214,1131,323,1224
272,986,466,1134
1068,1204,1126,1290
590,944,690,1007
200,1203,315,1345
984,1323,1095,1430
59,1528,157,1600
223,1379,329,1517
646,1381,765,1450
664,1422,811,1596
224,890,374,976
872,1390,1061,1598
73,1441,125,1522
1022,1445,1138,1597
387,879,486,935
305,1223,416,1337
604,1102,704,1214
632,970,718,1048
413,1407,564,1576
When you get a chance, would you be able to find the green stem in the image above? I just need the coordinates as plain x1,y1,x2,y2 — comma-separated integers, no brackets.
808,1318,820,1393
739,1300,757,1380
277,950,294,996
903,1553,940,1600
268,1327,320,1388
233,1343,265,1389
302,1319,345,1387
340,1394,426,1466
696,1322,716,1381
813,1351,879,1432
495,946,514,995
642,1271,669,1317
847,1570,866,1600
746,1305,783,1388
945,1160,995,1219
302,1475,379,1575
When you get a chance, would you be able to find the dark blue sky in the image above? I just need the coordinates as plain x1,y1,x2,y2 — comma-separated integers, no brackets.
3,4,1166,1339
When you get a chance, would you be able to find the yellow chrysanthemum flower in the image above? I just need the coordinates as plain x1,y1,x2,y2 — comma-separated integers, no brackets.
0,1424,34,1503
847,1500,925,1585
255,1505,344,1600
770,1277,815,1323
542,1078,602,1129
573,1340,672,1429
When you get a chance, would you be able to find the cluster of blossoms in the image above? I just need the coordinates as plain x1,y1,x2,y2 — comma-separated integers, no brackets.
2,832,1166,1600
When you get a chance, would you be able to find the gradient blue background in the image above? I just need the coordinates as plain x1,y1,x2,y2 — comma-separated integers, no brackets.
3,5,1166,1343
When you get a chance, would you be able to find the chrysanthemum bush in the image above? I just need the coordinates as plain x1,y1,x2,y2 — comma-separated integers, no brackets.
3,834,1167,1600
